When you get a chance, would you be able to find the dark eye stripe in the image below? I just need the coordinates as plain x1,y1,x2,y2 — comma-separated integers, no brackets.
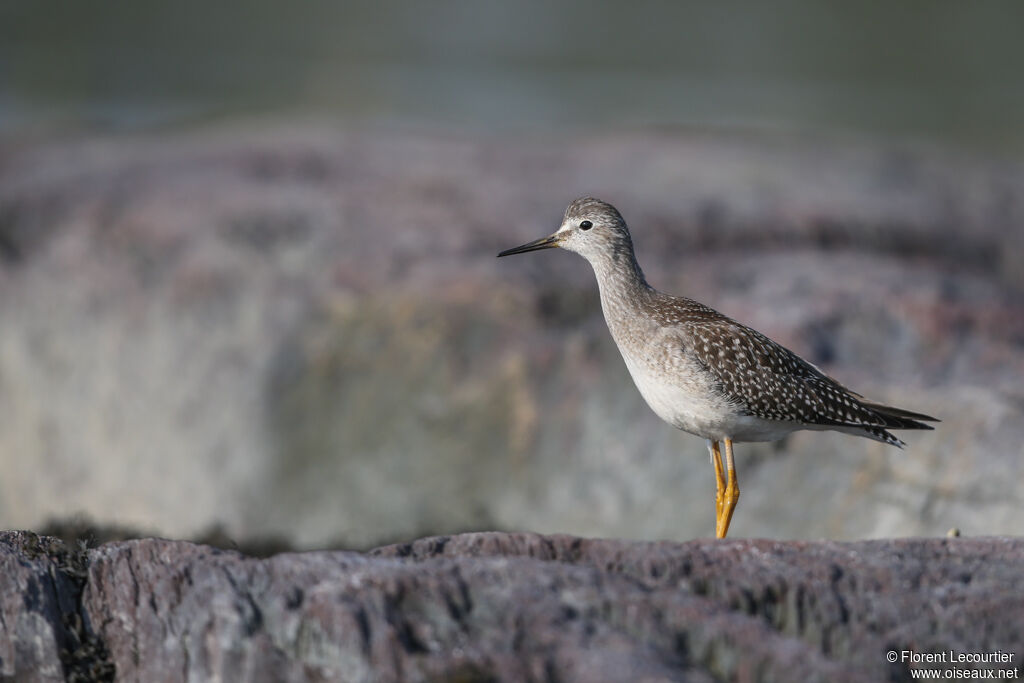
579,220,592,230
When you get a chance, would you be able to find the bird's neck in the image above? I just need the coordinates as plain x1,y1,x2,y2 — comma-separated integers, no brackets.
590,247,653,325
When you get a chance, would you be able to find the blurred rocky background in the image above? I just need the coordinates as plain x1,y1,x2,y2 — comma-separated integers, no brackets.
1,2,1023,551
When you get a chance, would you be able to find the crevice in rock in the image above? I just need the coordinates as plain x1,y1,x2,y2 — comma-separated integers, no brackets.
17,533,116,682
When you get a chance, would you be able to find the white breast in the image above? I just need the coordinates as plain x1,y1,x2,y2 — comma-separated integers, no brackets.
620,350,727,437
616,332,798,443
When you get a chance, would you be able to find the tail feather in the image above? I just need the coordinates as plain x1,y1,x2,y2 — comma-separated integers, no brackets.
862,402,939,430
833,401,939,449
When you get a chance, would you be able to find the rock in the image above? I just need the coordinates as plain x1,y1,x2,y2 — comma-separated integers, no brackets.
2,530,1022,682
0,127,1022,547
0,532,113,682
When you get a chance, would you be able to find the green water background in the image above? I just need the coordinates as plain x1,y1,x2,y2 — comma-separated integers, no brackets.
3,1,1023,152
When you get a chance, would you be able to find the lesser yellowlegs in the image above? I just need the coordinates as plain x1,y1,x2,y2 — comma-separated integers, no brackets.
498,197,937,538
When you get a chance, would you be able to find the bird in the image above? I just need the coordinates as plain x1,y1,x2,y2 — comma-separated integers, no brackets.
497,197,938,538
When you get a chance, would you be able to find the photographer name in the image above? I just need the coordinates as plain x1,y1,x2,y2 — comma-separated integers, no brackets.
901,650,1015,665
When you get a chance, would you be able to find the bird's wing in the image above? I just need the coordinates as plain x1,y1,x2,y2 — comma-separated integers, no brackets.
682,314,906,430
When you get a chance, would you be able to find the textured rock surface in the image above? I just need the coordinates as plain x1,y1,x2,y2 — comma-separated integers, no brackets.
0,532,112,682
1,126,1022,546
2,530,1022,682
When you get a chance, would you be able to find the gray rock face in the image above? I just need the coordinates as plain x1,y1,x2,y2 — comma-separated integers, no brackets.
0,532,112,682
2,530,1022,682
0,127,1022,547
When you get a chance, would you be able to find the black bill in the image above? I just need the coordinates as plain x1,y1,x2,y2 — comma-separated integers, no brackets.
497,234,561,257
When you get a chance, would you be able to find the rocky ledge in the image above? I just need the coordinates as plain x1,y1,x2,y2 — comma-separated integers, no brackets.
2,530,1022,682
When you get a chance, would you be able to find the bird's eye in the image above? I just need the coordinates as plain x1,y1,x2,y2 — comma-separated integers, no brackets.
579,220,593,230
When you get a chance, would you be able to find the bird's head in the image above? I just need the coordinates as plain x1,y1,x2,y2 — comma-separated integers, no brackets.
497,197,635,266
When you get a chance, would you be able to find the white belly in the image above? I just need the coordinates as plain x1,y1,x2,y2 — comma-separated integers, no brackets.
619,347,798,443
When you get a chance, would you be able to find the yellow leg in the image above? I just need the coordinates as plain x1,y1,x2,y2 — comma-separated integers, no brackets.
716,438,740,538
710,440,725,530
